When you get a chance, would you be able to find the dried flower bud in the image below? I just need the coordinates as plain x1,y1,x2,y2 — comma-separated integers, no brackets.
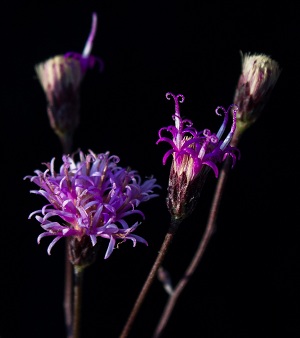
233,52,281,136
35,12,102,152
35,55,82,147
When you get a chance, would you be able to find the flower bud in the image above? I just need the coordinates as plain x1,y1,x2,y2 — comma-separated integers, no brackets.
233,52,281,136
35,55,82,149
34,12,102,152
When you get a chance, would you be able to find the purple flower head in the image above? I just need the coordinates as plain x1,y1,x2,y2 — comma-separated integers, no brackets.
34,12,103,152
157,92,240,220
24,150,160,264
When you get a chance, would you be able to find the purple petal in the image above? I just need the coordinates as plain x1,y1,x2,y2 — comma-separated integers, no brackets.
47,236,63,255
104,237,116,259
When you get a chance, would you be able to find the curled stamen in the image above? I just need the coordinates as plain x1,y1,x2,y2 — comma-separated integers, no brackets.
203,129,211,137
215,106,226,116
166,92,185,103
215,106,228,140
166,93,185,146
82,12,98,58
220,104,238,150
198,130,218,160
203,129,218,144
166,92,185,116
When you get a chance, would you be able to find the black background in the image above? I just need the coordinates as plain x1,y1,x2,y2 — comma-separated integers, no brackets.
1,1,299,338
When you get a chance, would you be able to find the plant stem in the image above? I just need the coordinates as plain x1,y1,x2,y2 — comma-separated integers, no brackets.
60,133,73,156
119,220,181,338
73,266,85,338
152,155,234,338
64,238,73,338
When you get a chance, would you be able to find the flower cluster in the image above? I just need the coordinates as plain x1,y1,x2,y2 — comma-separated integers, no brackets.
24,150,160,263
157,92,240,220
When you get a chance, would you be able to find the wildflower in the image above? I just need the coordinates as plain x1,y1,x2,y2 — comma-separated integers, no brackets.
24,150,160,266
34,12,103,152
157,92,240,220
233,52,281,136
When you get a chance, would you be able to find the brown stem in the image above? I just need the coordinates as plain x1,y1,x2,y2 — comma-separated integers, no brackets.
119,220,181,338
64,238,73,338
73,266,85,338
60,133,74,155
152,154,235,338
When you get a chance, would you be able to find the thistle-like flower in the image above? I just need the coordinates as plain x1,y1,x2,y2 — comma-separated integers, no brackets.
34,12,103,153
233,52,281,137
24,150,160,267
157,92,240,220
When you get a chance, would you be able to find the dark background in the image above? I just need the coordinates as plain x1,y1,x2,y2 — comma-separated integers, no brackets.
1,1,299,337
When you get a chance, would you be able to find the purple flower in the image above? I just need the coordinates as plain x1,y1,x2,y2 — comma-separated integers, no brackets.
24,150,160,262
157,92,240,219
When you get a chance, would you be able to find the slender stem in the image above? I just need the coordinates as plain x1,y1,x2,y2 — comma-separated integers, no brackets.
119,220,181,338
152,153,235,338
64,238,73,338
73,266,85,338
60,133,73,155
